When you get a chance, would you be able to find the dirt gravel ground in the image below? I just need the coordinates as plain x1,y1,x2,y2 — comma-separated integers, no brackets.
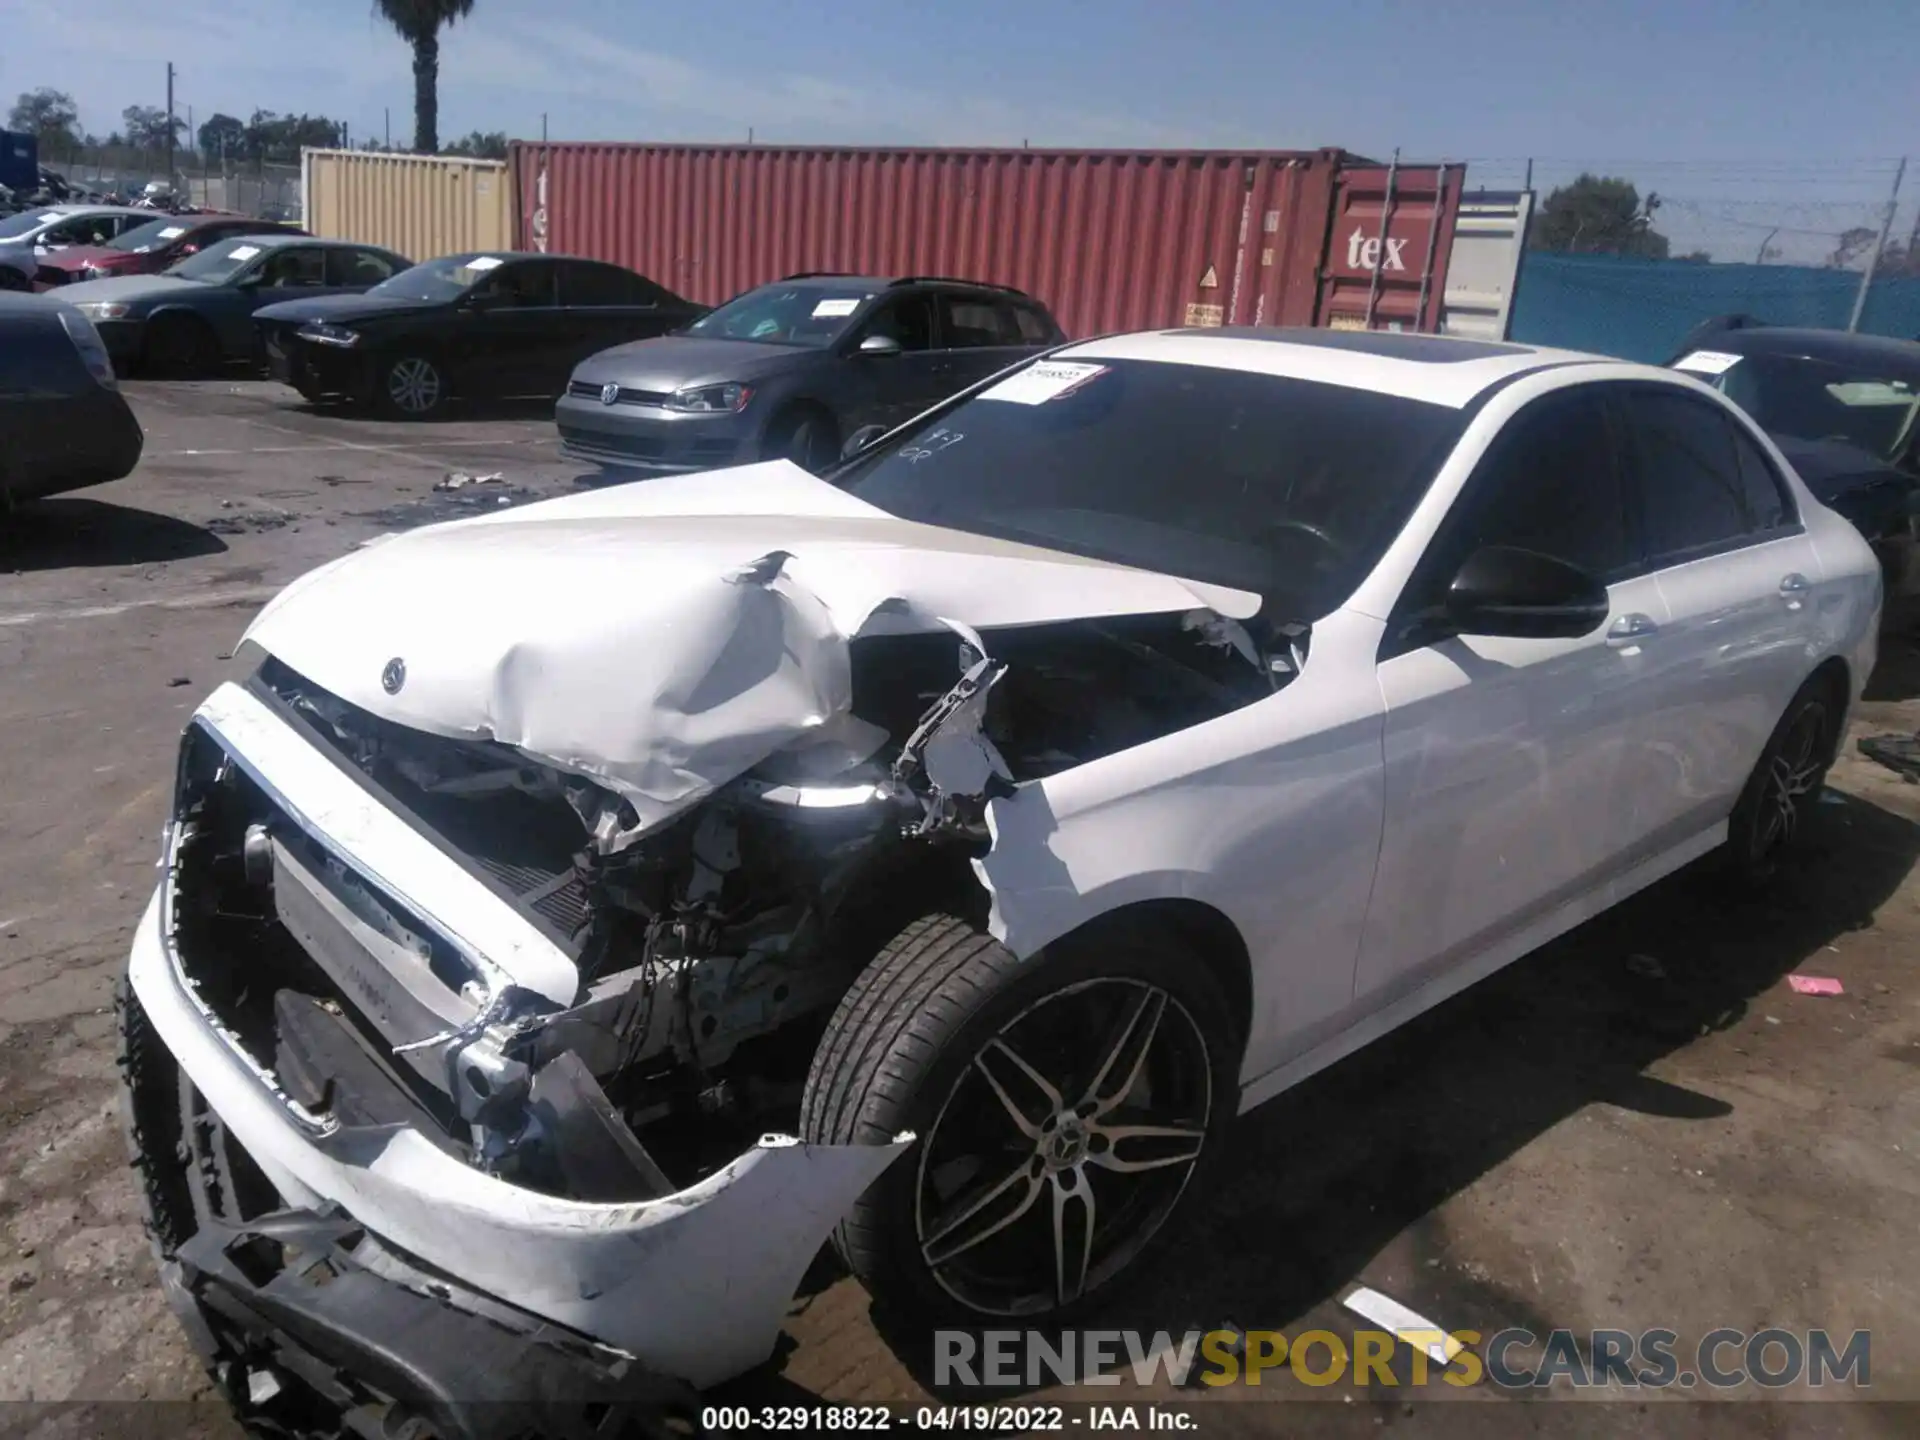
2,379,1918,1437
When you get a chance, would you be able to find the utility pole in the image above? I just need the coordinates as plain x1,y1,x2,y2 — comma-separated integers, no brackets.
385,108,391,149
1850,156,1907,333
542,113,549,143
165,62,177,187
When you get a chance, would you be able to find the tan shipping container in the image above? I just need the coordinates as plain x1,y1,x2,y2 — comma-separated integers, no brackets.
300,149,514,263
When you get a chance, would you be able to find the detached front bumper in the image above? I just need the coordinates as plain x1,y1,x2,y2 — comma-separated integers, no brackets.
157,1206,703,1438
126,681,913,1392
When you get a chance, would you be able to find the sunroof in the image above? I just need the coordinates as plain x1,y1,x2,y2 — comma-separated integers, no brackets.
1172,327,1528,364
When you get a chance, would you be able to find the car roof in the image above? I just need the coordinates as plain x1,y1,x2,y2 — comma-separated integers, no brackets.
1689,325,1920,373
1058,326,1639,408
40,203,148,216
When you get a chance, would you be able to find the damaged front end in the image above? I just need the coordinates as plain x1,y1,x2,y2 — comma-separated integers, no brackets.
128,498,1293,1395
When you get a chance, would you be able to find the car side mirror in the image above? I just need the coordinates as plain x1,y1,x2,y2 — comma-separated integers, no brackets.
1445,545,1609,640
841,424,888,459
858,334,902,358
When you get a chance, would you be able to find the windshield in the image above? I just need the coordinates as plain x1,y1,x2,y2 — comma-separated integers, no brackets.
1702,352,1920,464
0,210,61,241
167,237,270,283
107,217,192,253
840,356,1464,616
367,255,507,304
685,283,876,347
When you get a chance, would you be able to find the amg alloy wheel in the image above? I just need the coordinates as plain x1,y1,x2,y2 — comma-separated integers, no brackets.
915,977,1213,1316
799,913,1235,1325
1724,673,1839,881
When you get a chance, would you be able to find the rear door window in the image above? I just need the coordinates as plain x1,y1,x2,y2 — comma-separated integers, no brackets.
557,261,646,306
1623,388,1783,563
937,294,1019,349
327,248,402,286
1013,303,1058,344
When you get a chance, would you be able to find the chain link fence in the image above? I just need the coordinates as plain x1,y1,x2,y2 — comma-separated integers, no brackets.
37,142,302,222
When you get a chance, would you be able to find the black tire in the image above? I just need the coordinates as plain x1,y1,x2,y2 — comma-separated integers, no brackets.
1721,672,1841,882
374,351,449,419
799,913,1235,1327
763,405,838,472
145,314,222,378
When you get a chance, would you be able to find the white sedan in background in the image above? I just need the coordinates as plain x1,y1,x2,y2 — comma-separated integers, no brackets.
120,326,1878,1422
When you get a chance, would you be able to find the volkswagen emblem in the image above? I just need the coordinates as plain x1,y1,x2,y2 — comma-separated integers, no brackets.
381,657,407,695
599,382,621,406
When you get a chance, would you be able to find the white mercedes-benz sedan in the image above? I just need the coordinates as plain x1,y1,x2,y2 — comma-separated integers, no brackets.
119,327,1879,1419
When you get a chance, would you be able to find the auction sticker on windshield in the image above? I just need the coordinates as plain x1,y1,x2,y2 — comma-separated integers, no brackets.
158,227,186,239
980,360,1110,405
1673,350,1743,376
227,245,262,261
812,297,862,318
464,256,504,272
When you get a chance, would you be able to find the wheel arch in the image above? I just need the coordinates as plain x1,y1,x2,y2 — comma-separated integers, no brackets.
1807,654,1852,767
1031,896,1255,1061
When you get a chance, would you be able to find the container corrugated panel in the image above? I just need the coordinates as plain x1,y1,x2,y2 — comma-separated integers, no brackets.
511,143,1395,336
1311,163,1466,332
301,149,514,264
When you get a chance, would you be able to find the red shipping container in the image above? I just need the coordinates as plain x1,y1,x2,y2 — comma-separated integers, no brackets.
510,143,1465,338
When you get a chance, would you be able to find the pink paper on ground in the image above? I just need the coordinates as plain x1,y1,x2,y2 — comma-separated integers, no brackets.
1787,974,1844,996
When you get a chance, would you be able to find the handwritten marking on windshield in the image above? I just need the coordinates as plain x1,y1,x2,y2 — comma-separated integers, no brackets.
898,428,966,464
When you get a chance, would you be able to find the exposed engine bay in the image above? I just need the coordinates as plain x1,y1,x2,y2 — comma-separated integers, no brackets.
168,612,1295,1203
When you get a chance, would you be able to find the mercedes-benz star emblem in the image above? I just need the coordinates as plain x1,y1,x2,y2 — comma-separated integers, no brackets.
381,657,407,695
600,382,621,406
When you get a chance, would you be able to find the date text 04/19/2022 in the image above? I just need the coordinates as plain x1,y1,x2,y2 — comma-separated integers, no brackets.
699,1404,1195,1431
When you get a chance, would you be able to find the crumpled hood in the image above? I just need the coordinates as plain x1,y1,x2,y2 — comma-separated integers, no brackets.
244,462,1259,835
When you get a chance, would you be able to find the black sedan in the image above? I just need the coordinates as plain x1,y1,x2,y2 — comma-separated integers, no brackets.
254,252,705,419
58,235,412,377
1670,324,1920,591
0,292,143,504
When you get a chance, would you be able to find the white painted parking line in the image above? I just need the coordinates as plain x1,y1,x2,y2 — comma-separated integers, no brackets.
0,585,281,629
154,437,560,458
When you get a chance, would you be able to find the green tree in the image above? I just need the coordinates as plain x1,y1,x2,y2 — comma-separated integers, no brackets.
242,110,344,163
1529,174,1670,259
8,87,81,150
442,129,507,159
198,112,247,164
373,0,477,154
1827,226,1878,270
122,104,184,153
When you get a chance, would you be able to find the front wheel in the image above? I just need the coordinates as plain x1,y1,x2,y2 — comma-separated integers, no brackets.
799,914,1235,1325
763,407,838,473
145,315,221,378
374,353,448,419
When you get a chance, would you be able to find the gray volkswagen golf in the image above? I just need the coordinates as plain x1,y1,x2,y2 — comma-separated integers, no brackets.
556,273,1065,474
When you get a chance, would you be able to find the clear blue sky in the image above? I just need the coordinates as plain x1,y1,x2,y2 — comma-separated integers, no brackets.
7,0,1914,261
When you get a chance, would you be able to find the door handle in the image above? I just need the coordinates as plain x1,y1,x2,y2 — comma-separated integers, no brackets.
1607,612,1659,647
1779,573,1810,609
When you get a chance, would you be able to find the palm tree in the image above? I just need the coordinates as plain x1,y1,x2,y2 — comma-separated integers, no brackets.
374,0,476,155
